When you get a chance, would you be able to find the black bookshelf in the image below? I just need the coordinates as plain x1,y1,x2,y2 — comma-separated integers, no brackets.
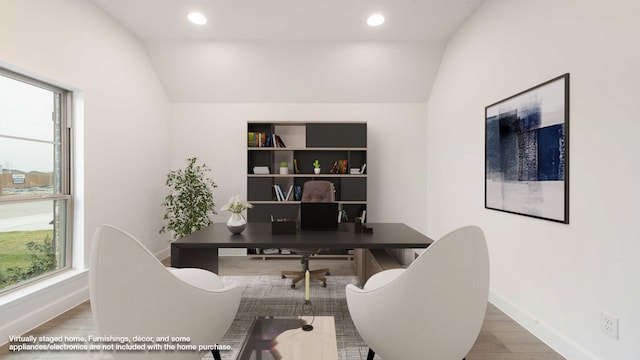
246,122,368,256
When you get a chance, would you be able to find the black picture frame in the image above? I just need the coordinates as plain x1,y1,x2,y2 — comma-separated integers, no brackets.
485,73,569,224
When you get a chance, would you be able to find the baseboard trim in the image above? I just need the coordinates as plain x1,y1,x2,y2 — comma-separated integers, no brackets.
155,246,171,262
489,290,598,360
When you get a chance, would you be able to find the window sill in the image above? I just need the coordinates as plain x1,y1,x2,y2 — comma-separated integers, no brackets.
0,268,88,307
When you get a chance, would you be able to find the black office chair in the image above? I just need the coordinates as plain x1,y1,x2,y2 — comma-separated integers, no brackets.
281,180,334,288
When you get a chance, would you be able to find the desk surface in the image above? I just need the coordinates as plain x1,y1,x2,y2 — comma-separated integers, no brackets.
172,222,433,249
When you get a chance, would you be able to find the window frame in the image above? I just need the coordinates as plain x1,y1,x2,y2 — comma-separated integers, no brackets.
0,67,73,293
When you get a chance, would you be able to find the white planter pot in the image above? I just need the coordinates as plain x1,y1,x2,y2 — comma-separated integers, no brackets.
280,167,288,175
314,168,321,174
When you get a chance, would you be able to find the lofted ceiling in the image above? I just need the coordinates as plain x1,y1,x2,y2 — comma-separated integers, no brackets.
91,0,485,102
90,0,484,42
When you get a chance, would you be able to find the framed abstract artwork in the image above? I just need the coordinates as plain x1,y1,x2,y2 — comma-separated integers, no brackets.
485,74,569,223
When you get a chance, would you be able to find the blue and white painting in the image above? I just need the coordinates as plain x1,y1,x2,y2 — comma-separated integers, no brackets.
485,74,569,223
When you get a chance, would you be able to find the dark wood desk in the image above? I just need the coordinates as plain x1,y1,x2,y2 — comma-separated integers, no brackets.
170,222,433,273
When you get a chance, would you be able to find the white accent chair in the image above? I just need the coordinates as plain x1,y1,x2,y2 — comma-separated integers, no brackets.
346,226,490,360
89,224,243,360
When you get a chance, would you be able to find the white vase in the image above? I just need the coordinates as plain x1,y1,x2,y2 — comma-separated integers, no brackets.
226,213,247,234
314,168,321,174
280,167,288,174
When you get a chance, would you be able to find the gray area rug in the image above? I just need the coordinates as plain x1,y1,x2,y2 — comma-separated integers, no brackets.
207,275,370,360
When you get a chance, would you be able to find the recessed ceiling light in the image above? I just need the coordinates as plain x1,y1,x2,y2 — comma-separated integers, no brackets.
367,14,385,27
187,12,207,25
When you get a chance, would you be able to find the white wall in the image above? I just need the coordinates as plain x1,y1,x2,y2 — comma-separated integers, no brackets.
426,0,640,359
0,0,171,342
170,103,428,236
147,40,445,103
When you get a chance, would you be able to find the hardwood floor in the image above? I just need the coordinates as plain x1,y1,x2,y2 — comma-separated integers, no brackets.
0,257,565,360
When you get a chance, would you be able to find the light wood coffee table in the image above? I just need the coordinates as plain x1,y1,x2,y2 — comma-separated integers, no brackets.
237,316,338,360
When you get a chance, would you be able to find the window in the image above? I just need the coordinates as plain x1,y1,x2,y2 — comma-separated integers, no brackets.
0,68,72,293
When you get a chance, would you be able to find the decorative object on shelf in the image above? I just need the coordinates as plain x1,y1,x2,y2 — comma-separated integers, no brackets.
279,161,289,175
313,159,321,174
222,195,253,234
159,157,217,241
485,73,569,224
253,166,270,174
294,158,300,174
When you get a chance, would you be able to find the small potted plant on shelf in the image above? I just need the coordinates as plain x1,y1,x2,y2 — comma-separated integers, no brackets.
159,157,217,241
221,195,253,234
313,159,321,174
280,161,289,175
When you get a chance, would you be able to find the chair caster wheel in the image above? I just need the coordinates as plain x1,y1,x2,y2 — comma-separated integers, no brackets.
322,282,327,288
326,272,331,276
282,275,286,279
291,284,296,289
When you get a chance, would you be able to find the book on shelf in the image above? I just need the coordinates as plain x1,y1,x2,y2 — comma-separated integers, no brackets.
248,132,267,147
285,185,294,201
293,185,302,201
248,132,287,148
273,184,293,201
247,132,256,147
274,134,286,148
329,159,348,174
262,248,280,255
293,159,300,174
273,184,285,201
360,163,367,174
338,209,349,223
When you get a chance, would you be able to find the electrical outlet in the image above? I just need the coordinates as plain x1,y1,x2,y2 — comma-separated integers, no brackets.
600,311,619,339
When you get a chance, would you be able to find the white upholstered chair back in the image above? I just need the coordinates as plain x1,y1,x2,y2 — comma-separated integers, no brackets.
89,225,242,360
346,225,490,360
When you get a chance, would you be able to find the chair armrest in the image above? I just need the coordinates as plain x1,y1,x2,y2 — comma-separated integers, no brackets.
363,268,405,291
345,268,415,358
167,267,225,291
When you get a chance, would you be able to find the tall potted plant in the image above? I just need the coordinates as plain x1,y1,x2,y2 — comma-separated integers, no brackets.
159,157,217,241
